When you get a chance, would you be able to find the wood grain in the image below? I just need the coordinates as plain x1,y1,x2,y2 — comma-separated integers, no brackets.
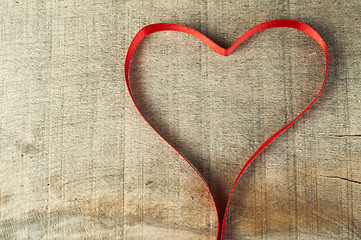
0,0,360,239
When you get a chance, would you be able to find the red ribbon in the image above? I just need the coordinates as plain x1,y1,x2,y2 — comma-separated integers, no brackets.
125,19,329,239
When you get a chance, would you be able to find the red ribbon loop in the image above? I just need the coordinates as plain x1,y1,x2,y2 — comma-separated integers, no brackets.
125,19,329,240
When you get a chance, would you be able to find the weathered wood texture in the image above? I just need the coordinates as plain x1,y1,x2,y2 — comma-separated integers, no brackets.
0,0,360,239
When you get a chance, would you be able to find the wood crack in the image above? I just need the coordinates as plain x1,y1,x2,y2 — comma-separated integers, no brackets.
323,175,361,185
334,134,361,137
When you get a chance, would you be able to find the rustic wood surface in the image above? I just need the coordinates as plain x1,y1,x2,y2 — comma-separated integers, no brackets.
0,0,360,239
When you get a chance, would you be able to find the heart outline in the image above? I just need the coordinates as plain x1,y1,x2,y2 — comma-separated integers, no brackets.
124,19,329,240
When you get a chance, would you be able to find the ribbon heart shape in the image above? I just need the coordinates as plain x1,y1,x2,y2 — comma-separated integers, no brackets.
125,19,329,240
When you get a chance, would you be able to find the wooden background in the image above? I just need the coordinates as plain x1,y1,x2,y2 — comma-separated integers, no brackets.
0,0,360,239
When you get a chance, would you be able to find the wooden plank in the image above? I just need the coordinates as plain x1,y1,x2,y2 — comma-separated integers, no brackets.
0,0,359,239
